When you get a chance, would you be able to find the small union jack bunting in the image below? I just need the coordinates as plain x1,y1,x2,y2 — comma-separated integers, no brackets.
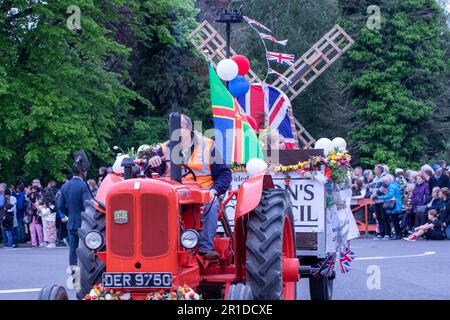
268,68,292,86
320,253,336,277
266,51,295,66
243,16,272,33
339,246,357,274
259,32,288,46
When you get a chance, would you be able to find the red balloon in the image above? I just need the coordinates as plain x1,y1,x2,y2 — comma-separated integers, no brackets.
246,115,258,132
232,55,251,76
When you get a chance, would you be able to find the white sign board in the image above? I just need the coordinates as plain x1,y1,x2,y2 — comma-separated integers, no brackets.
222,172,325,233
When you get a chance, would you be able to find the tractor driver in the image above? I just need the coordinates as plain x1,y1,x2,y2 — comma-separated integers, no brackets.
148,114,232,260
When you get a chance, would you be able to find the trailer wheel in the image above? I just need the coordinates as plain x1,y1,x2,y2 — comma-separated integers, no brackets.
38,285,69,300
309,273,334,300
76,200,106,300
245,189,296,300
227,283,253,300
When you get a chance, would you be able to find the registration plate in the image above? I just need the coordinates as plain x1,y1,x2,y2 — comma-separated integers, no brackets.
102,272,172,288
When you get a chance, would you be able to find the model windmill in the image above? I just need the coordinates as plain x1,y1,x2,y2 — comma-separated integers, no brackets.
188,8,354,149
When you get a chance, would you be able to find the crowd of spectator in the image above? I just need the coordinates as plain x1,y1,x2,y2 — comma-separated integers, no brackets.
0,167,111,249
351,160,450,241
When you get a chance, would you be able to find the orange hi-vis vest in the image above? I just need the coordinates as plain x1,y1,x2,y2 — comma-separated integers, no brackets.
161,135,214,188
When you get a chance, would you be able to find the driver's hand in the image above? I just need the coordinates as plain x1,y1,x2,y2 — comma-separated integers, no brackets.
209,189,218,201
149,156,162,167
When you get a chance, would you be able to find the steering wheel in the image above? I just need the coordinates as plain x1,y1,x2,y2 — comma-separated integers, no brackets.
182,164,197,181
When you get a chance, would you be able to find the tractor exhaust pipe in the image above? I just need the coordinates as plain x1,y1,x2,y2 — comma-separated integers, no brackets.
169,100,182,183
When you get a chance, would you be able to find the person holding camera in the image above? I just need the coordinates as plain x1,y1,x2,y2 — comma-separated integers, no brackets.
27,185,45,247
374,175,403,240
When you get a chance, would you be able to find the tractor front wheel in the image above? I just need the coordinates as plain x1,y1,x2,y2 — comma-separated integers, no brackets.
309,272,334,300
38,285,69,300
245,189,297,300
227,283,253,300
76,200,106,300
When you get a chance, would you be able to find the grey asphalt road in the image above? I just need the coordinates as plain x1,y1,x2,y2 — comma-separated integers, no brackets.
0,238,449,300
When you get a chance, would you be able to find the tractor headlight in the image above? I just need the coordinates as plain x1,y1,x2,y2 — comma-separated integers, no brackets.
84,231,104,250
180,229,199,250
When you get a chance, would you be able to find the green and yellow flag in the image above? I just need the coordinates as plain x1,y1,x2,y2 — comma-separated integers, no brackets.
210,64,263,164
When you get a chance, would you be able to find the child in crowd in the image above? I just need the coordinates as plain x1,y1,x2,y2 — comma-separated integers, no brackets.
404,209,446,241
36,201,57,248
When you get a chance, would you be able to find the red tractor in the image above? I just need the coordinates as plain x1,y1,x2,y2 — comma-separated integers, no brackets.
39,111,299,300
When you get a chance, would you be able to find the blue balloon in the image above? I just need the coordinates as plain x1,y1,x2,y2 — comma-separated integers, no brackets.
229,75,250,98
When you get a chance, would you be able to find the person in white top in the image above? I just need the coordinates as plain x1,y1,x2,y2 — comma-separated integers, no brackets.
37,201,57,248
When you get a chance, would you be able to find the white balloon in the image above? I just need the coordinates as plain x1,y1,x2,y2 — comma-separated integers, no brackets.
246,158,268,177
217,59,239,81
332,137,347,152
314,138,333,156
112,154,132,174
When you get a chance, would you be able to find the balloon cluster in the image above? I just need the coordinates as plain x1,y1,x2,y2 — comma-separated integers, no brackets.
83,284,131,300
314,137,347,156
217,55,251,98
145,286,201,300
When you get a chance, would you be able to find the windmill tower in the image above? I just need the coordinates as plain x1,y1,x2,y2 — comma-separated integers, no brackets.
188,13,353,148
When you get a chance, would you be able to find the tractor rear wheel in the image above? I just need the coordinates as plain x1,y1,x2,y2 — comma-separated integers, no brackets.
76,200,106,300
245,189,297,300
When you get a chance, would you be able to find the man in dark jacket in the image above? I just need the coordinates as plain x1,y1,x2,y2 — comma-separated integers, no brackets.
365,165,389,239
58,165,91,266
429,164,450,190
148,114,232,260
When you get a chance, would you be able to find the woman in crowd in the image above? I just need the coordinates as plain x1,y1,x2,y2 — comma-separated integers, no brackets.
376,174,403,239
362,169,374,188
409,174,429,226
439,188,450,238
352,179,365,197
405,170,417,183
27,186,45,247
414,187,442,227
421,168,435,194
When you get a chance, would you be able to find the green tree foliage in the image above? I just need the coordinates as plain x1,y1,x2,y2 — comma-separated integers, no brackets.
109,0,210,150
0,0,143,183
338,0,449,169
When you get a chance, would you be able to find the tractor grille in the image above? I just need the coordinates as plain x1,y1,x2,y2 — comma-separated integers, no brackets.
141,193,169,257
109,193,135,257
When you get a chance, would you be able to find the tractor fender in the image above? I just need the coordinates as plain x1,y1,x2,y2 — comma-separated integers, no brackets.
95,173,123,212
234,172,273,223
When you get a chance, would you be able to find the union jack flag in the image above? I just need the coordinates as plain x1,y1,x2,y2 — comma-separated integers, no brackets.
236,84,296,149
259,32,288,46
320,253,336,277
339,247,356,273
266,51,295,66
243,16,272,33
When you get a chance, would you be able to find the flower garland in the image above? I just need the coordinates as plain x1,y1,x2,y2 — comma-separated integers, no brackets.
273,150,351,185
83,284,201,301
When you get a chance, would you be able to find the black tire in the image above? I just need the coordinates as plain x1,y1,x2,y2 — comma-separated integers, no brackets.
245,189,296,300
38,285,69,300
309,273,333,300
227,283,253,300
76,200,106,300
